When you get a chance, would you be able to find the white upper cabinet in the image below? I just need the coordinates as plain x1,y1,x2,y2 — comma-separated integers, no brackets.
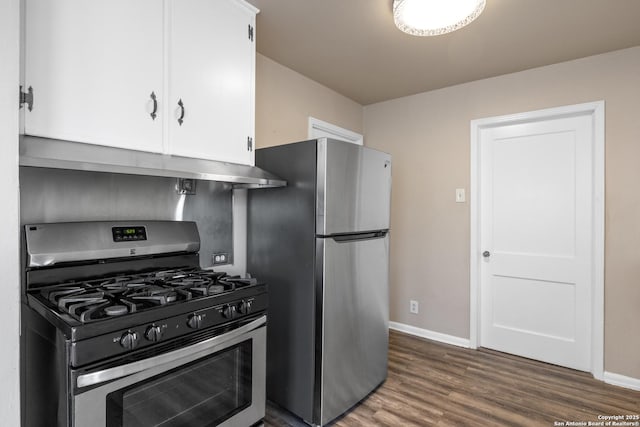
169,0,256,165
23,0,257,165
24,0,165,153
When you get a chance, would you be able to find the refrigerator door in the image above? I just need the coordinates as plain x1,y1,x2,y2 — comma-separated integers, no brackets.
316,232,389,426
317,139,392,235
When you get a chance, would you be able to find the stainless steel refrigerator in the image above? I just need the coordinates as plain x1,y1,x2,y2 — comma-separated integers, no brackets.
247,138,391,426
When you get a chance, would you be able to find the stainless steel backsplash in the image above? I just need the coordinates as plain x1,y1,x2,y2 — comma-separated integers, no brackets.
19,167,233,268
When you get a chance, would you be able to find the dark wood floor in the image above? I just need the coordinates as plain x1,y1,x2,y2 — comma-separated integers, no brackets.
265,330,640,426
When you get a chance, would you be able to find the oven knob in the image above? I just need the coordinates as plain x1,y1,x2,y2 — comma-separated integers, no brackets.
237,300,252,315
187,313,203,329
222,304,236,319
145,325,163,342
120,331,140,350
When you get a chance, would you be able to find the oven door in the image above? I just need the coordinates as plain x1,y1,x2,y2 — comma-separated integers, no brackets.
72,315,266,427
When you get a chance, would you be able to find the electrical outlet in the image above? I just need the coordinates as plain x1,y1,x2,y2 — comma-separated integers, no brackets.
410,300,419,314
212,252,229,266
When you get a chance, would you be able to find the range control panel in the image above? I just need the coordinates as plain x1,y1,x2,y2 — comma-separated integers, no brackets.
112,226,147,242
69,293,268,368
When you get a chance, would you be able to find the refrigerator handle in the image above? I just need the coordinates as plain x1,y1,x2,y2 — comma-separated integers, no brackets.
329,230,388,243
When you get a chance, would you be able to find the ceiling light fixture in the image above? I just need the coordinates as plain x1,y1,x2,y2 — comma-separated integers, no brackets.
393,0,486,37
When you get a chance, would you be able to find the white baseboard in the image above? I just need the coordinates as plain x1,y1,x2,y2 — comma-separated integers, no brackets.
603,371,640,391
389,321,470,348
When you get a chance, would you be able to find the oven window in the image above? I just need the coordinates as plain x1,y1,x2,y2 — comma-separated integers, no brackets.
106,341,252,427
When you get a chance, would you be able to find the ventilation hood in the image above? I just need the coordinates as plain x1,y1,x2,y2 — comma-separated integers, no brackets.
19,135,286,189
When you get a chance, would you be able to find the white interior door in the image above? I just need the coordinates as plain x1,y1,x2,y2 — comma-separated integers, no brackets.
477,109,598,372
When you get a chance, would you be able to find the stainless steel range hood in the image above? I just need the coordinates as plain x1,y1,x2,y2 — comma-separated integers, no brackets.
19,135,286,189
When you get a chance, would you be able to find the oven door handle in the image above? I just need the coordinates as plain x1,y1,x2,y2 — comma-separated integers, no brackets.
76,315,266,389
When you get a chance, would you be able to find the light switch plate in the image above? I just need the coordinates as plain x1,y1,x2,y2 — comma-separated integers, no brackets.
456,188,466,203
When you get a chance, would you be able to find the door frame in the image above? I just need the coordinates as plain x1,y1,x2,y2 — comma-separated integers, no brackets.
469,101,605,379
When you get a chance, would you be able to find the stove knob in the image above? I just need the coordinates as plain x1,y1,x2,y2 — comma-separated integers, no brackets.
237,300,252,315
145,325,163,342
120,331,140,350
222,304,236,319
187,313,203,329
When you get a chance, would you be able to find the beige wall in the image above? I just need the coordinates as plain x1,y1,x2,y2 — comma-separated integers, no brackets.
255,53,363,148
364,46,640,379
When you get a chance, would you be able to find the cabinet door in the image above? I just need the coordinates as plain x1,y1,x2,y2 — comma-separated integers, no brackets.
169,0,256,165
24,0,164,152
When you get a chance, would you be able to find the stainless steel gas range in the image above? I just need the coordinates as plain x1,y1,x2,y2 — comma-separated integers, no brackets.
20,220,267,427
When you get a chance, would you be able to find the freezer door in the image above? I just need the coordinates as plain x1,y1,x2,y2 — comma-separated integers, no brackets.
317,139,392,235
316,232,389,426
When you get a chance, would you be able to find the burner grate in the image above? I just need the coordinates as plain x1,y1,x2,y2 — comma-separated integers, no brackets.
37,268,256,323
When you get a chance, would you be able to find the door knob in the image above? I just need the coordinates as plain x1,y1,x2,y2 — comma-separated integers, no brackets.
482,251,491,257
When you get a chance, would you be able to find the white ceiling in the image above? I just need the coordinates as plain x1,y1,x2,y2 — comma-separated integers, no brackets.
246,0,640,105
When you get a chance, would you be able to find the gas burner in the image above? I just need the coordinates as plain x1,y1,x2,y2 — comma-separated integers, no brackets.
105,305,128,316
77,302,134,322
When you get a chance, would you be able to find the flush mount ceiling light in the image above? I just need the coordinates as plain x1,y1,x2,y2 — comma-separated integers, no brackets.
393,0,486,37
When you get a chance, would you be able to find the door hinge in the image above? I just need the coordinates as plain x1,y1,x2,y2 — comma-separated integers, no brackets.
247,136,253,151
248,24,254,42
19,85,34,111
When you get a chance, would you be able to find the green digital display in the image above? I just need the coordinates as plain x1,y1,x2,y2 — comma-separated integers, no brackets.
112,226,147,242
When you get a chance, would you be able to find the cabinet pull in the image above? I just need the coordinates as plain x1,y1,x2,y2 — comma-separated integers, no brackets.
177,99,185,126
149,92,158,120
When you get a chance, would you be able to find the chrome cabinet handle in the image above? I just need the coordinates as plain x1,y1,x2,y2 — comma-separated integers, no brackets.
149,92,157,120
177,99,185,126
483,251,491,257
